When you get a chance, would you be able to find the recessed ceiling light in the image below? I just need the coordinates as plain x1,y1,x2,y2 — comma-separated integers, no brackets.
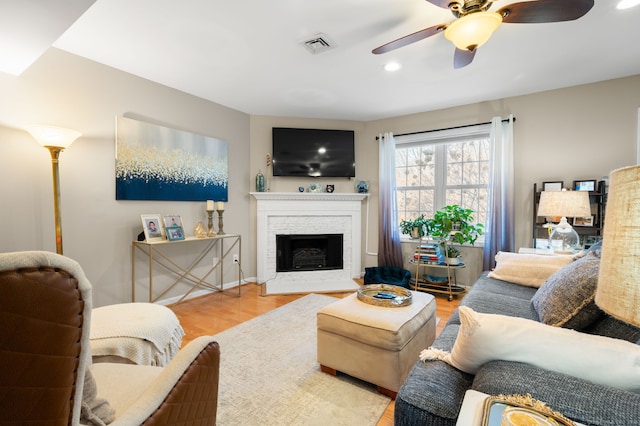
384,62,401,72
617,0,640,9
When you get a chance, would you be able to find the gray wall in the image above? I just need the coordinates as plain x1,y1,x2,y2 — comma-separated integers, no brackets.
0,49,250,307
1,46,638,303
251,76,640,286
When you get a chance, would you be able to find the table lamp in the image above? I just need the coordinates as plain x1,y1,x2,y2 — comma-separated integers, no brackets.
26,125,82,255
595,165,640,327
537,189,591,254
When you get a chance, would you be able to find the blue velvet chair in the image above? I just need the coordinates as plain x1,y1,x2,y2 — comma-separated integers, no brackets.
364,266,412,288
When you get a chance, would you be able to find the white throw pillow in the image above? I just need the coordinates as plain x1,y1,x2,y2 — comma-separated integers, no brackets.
487,251,574,288
420,306,640,392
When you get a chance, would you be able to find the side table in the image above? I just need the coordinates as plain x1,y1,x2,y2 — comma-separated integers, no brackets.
131,234,241,303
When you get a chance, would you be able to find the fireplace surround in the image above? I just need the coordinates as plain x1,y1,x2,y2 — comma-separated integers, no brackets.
252,192,368,294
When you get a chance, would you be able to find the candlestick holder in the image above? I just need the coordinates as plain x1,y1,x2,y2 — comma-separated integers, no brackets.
206,209,216,237
216,209,225,235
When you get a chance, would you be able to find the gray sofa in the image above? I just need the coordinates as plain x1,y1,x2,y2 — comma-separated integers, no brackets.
394,253,640,426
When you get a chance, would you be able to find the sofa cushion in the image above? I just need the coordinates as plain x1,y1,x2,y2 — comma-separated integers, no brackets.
460,287,538,321
487,251,574,288
531,251,603,329
421,306,640,392
582,314,640,342
396,354,473,422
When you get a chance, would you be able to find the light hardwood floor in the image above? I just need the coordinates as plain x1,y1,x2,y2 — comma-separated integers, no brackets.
169,281,461,426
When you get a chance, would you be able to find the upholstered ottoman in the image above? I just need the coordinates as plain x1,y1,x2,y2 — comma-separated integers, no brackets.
317,290,436,398
90,303,185,366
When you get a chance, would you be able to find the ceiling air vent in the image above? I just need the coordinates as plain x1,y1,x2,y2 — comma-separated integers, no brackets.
302,34,334,54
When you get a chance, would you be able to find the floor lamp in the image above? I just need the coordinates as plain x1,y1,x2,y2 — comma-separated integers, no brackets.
26,125,82,255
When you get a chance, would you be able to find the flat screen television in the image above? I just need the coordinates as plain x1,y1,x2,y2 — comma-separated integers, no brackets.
272,127,355,178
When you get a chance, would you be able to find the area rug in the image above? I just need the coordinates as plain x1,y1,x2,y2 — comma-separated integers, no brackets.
213,293,391,425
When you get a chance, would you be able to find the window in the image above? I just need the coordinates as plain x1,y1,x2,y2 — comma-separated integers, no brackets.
395,125,491,233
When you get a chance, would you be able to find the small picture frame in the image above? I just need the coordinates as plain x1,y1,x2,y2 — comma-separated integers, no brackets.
542,181,563,191
309,183,323,193
163,215,183,229
166,226,185,241
326,184,335,193
573,179,596,192
573,215,594,227
141,214,165,242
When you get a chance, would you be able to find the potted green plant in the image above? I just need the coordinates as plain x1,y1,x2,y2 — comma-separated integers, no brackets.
443,245,461,265
430,205,483,264
400,215,432,239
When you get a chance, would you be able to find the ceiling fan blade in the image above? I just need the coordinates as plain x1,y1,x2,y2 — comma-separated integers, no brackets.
372,24,445,54
454,48,475,69
498,0,594,24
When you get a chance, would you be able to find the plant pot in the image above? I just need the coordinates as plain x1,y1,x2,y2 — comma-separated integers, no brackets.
446,256,461,266
411,227,421,239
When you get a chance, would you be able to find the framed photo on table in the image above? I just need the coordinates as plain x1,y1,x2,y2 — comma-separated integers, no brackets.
141,214,165,242
542,181,563,191
573,179,596,192
166,226,185,241
573,215,594,227
163,215,183,229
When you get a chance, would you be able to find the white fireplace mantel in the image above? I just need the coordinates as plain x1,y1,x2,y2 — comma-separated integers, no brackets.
250,192,368,202
251,192,368,294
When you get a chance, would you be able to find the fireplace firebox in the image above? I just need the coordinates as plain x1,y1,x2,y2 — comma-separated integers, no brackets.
276,234,343,272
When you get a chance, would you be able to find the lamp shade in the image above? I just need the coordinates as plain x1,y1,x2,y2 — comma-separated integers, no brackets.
537,190,591,219
444,12,502,51
26,125,81,149
595,165,640,326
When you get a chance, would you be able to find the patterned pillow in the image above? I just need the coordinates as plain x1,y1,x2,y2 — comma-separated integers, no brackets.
531,251,603,329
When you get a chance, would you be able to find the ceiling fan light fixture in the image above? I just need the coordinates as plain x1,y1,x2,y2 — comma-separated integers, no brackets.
444,11,502,51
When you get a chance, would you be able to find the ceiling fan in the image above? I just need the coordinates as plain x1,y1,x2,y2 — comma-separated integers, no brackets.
372,0,594,68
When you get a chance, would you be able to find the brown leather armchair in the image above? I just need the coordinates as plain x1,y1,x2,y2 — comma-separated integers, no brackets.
0,251,220,425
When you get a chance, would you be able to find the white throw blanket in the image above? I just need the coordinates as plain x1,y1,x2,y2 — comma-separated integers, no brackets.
90,303,185,366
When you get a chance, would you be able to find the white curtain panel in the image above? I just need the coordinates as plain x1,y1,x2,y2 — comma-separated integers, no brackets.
483,115,515,270
378,132,404,268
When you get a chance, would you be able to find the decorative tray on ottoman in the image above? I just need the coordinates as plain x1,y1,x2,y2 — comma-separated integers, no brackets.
357,284,412,307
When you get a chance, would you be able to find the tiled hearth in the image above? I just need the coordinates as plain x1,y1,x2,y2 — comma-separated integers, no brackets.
251,192,368,295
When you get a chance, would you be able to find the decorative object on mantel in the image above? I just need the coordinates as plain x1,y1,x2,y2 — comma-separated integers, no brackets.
25,124,82,254
595,164,640,327
255,170,265,192
356,180,369,193
206,200,216,237
216,201,225,235
265,153,272,192
309,183,323,193
194,221,207,238
326,184,335,193
298,186,305,192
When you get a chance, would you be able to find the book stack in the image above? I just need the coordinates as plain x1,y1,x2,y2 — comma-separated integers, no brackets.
412,243,442,264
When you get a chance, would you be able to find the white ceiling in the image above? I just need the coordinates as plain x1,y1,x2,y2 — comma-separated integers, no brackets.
5,0,640,121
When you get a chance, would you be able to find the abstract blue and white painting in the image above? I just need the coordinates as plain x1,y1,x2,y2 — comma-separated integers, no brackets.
115,116,228,201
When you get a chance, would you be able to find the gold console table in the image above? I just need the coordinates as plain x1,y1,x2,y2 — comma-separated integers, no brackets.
131,234,241,303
